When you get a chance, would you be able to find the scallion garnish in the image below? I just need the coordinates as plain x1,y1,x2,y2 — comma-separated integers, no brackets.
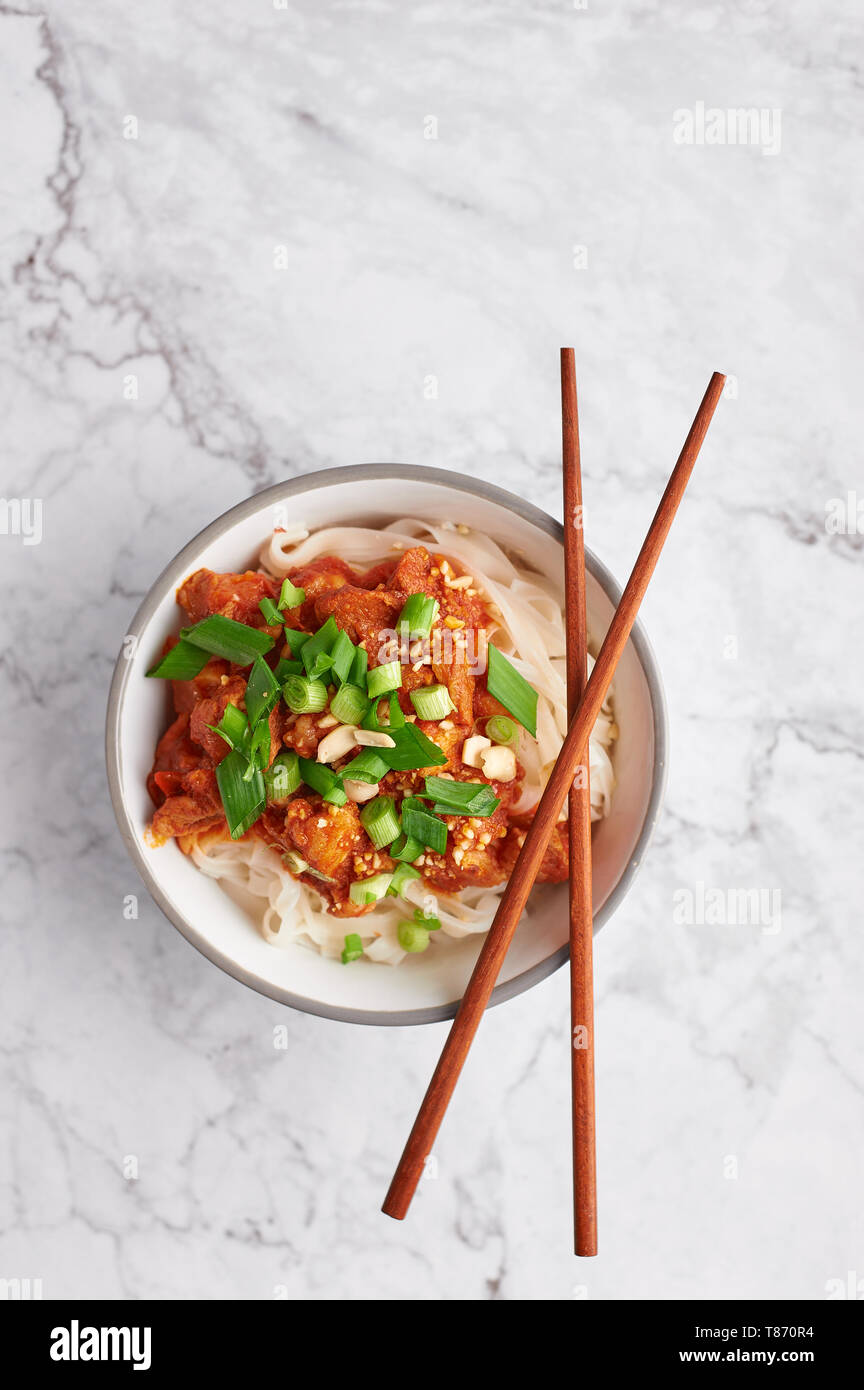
243,719,271,781
278,578,306,610
400,797,447,854
297,757,347,805
273,657,303,681
397,593,439,638
215,749,265,839
412,906,442,931
486,643,538,737
146,639,213,680
182,614,275,666
207,702,249,753
397,920,431,954
329,683,370,725
359,795,401,848
376,723,447,771
390,832,423,863
348,873,393,906
367,660,402,698
424,776,500,817
387,862,421,896
245,656,280,726
282,628,312,658
301,616,339,681
343,749,390,785
350,645,368,687
485,714,519,747
283,674,328,714
258,597,285,627
329,628,357,685
409,684,455,721
264,750,301,804
341,932,364,964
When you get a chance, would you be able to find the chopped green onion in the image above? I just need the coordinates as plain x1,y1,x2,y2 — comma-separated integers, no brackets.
343,749,390,785
244,719,271,780
330,683,370,725
367,661,402,698
341,932,364,964
259,597,285,626
400,797,447,854
215,749,265,839
207,702,249,753
409,684,455,721
387,862,421,897
182,614,274,666
282,628,312,658
245,656,280,726
329,628,357,685
390,832,423,863
397,921,430,954
359,795,401,848
424,776,500,817
273,657,303,682
349,646,368,687
301,616,339,680
264,750,301,804
388,693,405,728
486,643,538,737
348,873,393,906
377,723,447,771
412,906,441,931
297,757,347,805
485,714,519,747
282,849,308,874
146,639,212,680
278,578,306,610
283,674,328,714
397,593,439,638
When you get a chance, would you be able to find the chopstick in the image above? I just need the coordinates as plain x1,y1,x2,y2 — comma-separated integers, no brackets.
382,371,726,1223
560,349,597,1256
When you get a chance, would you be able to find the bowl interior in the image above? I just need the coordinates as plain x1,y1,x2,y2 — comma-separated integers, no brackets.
108,469,665,1023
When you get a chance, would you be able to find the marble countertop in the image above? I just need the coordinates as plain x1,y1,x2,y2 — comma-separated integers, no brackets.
1,0,861,1301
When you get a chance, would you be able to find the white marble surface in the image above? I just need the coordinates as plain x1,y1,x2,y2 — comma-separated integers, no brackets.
1,0,862,1302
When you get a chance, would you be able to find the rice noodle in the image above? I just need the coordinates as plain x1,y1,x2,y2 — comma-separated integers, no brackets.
188,519,617,965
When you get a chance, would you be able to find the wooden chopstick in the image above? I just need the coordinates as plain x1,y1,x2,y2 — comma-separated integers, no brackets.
560,349,597,1256
382,371,726,1223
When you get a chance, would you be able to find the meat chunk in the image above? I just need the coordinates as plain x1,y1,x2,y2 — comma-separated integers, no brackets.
150,768,224,843
148,713,207,803
177,569,277,627
171,655,232,715
313,585,402,658
188,675,247,763
261,797,366,882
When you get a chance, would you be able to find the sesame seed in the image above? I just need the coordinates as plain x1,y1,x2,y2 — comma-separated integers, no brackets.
457,524,470,535
316,818,326,828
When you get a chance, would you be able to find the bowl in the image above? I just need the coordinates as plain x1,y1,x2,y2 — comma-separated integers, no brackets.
106,465,667,1025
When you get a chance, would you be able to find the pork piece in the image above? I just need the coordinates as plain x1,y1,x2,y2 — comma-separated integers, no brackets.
499,819,569,883
150,767,224,843
281,713,323,759
188,675,247,762
171,654,232,715
431,641,474,727
286,557,357,630
148,713,207,803
357,558,398,589
312,585,402,658
177,569,277,627
387,545,434,595
421,802,512,892
260,797,367,883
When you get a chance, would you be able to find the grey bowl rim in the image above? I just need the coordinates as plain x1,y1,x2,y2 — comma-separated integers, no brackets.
105,463,668,1026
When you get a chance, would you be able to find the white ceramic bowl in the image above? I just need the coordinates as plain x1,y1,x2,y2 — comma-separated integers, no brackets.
106,466,667,1024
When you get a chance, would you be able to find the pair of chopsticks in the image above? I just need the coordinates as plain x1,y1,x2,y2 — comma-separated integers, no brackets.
383,366,726,1243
